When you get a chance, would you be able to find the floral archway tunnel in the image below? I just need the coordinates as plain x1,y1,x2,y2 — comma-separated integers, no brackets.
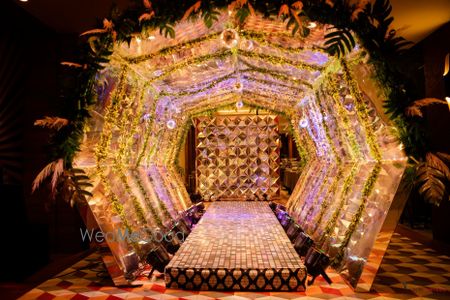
35,0,430,292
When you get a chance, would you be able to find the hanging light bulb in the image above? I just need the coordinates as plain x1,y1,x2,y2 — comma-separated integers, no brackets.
299,118,308,128
234,81,243,92
236,100,244,109
443,53,449,76
307,22,317,29
166,119,176,129
444,53,450,110
221,29,239,48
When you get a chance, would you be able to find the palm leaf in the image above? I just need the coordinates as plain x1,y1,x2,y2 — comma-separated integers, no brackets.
426,153,450,182
415,152,450,206
416,163,446,206
182,1,202,21
61,62,85,69
325,28,356,58
64,168,93,207
32,158,64,193
278,4,289,17
159,24,175,38
51,159,64,193
80,28,107,36
405,98,447,117
202,8,219,28
34,117,69,130
139,12,155,23
236,7,251,25
365,0,414,55
436,152,450,164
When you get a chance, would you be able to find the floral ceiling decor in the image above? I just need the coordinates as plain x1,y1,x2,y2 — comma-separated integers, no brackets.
33,0,432,291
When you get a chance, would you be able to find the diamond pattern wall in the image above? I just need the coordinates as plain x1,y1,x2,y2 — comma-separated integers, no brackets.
195,115,280,200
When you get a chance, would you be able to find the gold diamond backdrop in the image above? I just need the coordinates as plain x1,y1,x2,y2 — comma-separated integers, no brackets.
196,115,280,201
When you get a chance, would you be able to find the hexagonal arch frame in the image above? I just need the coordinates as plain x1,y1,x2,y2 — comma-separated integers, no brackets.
72,12,407,291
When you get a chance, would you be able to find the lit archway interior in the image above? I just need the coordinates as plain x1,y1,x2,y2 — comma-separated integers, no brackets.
74,12,407,289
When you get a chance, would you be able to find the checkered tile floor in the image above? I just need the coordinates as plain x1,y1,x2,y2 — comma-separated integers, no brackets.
19,233,450,299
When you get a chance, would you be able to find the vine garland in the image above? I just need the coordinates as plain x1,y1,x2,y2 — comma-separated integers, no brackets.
34,0,433,271
42,0,426,183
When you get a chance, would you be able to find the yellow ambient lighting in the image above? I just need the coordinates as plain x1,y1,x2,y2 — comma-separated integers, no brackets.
307,22,317,29
444,53,449,76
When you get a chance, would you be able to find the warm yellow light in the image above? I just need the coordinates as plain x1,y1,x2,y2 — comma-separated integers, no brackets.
444,53,449,76
307,22,317,29
19,0,28,2
446,97,450,111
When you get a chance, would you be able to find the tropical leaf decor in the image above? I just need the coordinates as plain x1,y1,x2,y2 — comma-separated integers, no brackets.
415,153,450,206
32,0,449,208
405,98,448,118
61,168,94,208
405,99,450,206
32,160,92,207
324,28,355,58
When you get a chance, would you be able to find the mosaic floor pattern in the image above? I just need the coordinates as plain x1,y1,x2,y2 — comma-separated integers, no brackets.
19,227,450,299
165,202,306,291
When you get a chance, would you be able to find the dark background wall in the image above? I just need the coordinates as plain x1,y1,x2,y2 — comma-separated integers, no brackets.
422,23,450,152
0,1,87,282
395,22,450,242
421,22,450,243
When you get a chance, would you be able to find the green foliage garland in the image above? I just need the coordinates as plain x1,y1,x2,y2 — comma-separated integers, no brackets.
33,1,440,268
331,163,382,267
131,170,164,228
325,77,362,160
319,163,359,245
40,0,430,184
311,166,344,235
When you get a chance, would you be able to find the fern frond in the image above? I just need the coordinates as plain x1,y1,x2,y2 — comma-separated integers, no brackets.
426,153,450,182
182,1,202,21
436,152,450,164
34,117,69,130
405,98,447,117
32,159,64,192
51,159,64,193
415,152,450,206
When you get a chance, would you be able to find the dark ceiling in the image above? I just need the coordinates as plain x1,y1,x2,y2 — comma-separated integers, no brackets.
12,0,131,34
12,0,450,42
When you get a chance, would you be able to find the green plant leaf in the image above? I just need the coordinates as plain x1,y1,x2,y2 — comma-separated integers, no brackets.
202,8,219,28
159,24,175,38
325,29,355,58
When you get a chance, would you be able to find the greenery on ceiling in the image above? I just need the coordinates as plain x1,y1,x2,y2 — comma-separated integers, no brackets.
34,0,449,207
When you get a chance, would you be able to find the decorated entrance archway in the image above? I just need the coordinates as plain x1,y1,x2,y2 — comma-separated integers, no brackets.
34,0,428,292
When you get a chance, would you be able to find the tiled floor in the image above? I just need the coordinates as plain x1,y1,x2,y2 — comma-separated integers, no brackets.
165,202,306,290
19,217,450,299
